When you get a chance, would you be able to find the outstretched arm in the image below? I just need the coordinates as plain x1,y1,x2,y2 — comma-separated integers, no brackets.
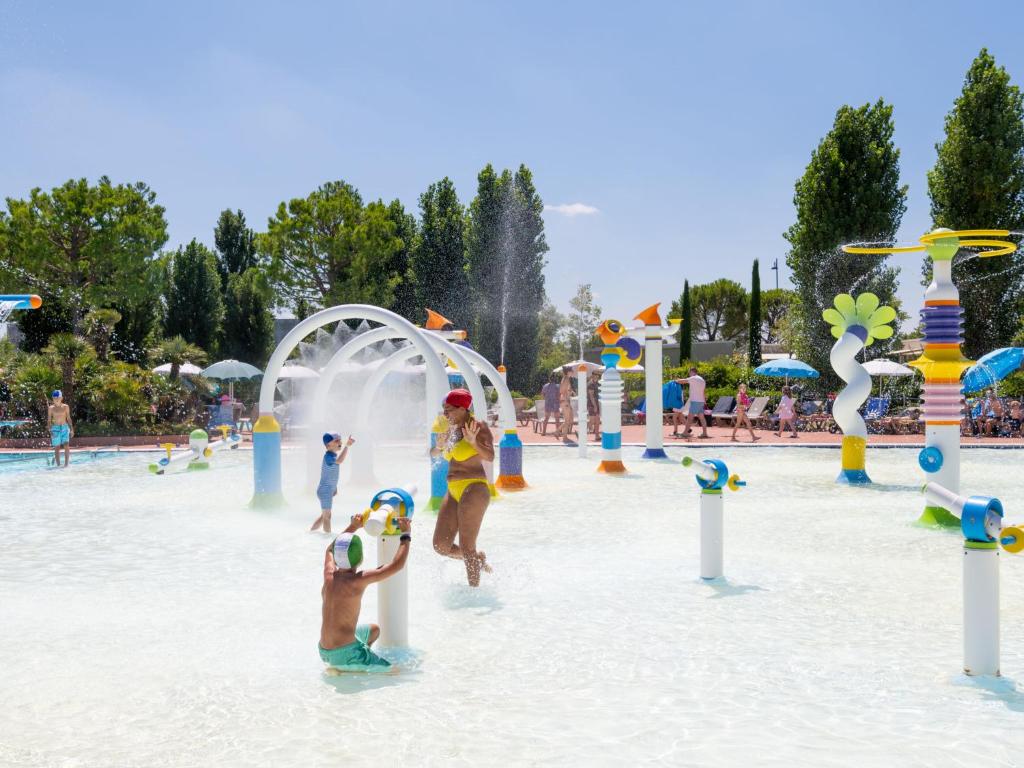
359,518,412,586
336,436,355,464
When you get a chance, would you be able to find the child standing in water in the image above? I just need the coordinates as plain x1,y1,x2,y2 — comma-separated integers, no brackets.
310,433,355,534
47,390,73,467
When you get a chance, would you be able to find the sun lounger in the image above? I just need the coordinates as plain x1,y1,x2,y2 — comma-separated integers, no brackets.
718,396,769,426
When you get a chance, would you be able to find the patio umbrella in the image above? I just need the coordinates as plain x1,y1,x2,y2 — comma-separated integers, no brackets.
201,359,263,400
962,347,1024,393
553,360,602,374
152,362,202,376
863,358,916,396
753,358,819,385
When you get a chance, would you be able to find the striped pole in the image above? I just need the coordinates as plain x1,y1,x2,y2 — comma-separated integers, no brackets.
597,353,626,473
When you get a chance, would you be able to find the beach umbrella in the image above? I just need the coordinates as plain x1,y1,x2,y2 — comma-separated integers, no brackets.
201,359,263,400
962,347,1024,393
552,360,602,374
152,362,202,376
863,359,915,377
753,358,819,385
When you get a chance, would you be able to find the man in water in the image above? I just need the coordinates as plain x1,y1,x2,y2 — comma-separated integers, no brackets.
319,514,412,673
47,390,73,466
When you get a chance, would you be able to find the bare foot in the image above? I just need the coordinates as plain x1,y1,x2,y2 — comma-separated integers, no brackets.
730,437,739,442
752,436,761,442
478,551,494,574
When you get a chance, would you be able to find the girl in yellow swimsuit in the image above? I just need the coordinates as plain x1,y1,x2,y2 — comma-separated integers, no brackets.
431,388,494,587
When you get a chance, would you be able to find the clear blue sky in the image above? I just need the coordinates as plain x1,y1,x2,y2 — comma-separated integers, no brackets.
3,0,1024,324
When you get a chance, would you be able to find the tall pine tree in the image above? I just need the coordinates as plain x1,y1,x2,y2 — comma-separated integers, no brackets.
213,209,258,291
680,280,692,362
414,177,469,328
466,164,548,392
748,259,762,366
220,268,275,366
164,239,224,352
928,49,1024,356
784,100,907,384
383,198,419,322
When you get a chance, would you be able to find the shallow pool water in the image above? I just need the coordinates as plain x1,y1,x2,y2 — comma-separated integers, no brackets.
2,445,1023,767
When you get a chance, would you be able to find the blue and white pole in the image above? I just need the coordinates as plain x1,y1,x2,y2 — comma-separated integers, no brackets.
682,456,745,580
923,482,1024,676
252,414,284,508
361,485,417,647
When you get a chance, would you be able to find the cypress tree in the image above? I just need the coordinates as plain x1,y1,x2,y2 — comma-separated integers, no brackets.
749,259,762,366
680,280,693,362
927,49,1024,356
413,178,469,328
164,239,224,352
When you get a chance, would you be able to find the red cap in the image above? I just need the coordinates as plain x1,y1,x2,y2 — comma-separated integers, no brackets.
444,388,472,410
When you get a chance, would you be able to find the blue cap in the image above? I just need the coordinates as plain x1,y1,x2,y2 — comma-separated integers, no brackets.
323,432,341,446
52,390,62,398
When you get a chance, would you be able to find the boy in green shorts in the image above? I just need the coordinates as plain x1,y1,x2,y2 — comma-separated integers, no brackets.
319,513,412,673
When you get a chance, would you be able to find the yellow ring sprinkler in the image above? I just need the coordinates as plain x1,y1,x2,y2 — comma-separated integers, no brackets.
842,229,1018,527
681,456,745,580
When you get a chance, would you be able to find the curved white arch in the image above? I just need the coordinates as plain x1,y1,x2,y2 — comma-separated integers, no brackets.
258,304,447,416
437,338,515,432
305,326,448,485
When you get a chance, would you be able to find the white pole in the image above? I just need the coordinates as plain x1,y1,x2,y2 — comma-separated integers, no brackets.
577,365,588,458
376,534,407,647
963,545,999,676
645,336,664,457
700,491,724,580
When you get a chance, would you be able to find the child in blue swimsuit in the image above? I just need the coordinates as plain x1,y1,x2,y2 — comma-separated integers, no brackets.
310,433,354,533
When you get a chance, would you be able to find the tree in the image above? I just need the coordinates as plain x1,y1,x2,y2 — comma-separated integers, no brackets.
260,181,413,316
927,49,1024,357
1,177,168,331
534,297,570,392
680,281,692,361
748,260,762,366
164,239,224,352
563,283,602,358
690,279,748,342
414,177,470,328
382,199,419,322
466,164,548,391
761,288,797,344
151,336,208,381
220,268,275,367
84,308,122,363
784,100,907,381
213,209,258,291
43,333,92,413
15,294,73,353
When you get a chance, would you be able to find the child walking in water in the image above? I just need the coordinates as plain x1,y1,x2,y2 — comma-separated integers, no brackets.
731,383,760,443
310,433,355,534
776,386,798,438
47,390,73,467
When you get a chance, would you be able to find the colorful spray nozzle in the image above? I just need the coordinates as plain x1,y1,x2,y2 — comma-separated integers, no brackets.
727,474,745,492
682,456,744,492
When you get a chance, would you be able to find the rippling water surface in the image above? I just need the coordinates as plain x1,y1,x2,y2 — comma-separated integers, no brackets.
2,446,1023,767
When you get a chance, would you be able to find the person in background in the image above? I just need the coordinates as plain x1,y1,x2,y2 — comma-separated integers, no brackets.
540,372,561,436
1007,400,1022,438
47,389,73,467
983,390,1004,436
776,385,798,438
557,366,574,441
730,383,759,442
675,367,709,439
587,371,601,440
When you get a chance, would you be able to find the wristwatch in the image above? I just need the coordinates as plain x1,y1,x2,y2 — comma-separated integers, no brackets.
400,533,411,543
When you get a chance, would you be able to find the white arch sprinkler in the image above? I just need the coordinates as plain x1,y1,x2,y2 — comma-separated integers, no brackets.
681,456,745,580
843,229,1017,525
423,309,526,492
359,485,417,647
628,303,680,460
594,319,642,473
922,482,1024,676
253,305,447,508
822,293,896,484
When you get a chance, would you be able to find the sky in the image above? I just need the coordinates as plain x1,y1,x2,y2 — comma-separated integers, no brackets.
3,0,1024,326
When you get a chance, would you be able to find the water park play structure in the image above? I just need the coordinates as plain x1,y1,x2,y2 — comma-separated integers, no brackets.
0,294,42,324
254,305,524,507
148,426,241,474
595,319,642,473
843,229,1018,525
923,483,1023,676
822,293,896,483
358,485,416,648
681,456,745,580
630,304,681,459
